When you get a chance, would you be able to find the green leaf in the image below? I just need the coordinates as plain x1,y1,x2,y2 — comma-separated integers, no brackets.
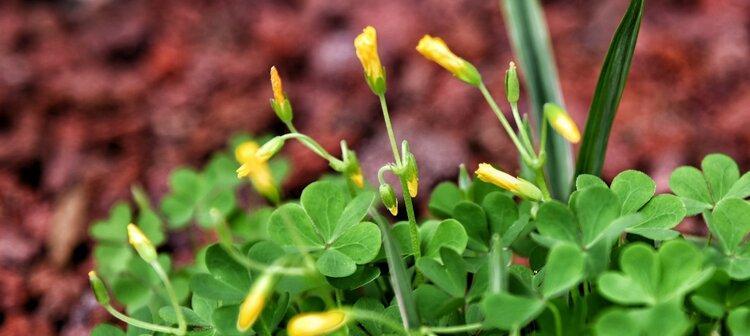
670,166,713,215
190,273,244,304
90,203,131,243
576,174,608,190
316,249,356,278
501,0,574,200
160,194,194,228
535,201,578,244
301,181,347,239
690,294,724,318
268,203,324,249
728,307,750,336
327,265,381,290
331,221,381,264
453,201,489,251
91,324,125,336
158,306,209,327
542,243,585,298
702,153,740,202
611,170,655,215
481,192,519,237
211,305,244,336
205,244,251,292
416,248,467,298
627,195,686,240
598,240,713,305
353,298,386,335
331,191,375,240
482,293,545,330
707,198,750,255
726,172,750,200
414,285,463,323
574,186,621,246
423,219,468,258
574,0,644,178
633,301,691,336
595,309,638,336
428,182,463,218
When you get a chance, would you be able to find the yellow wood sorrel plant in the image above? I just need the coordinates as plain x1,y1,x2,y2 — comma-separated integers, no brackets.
89,1,750,335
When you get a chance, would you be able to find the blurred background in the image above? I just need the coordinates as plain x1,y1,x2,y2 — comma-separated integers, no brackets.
0,0,747,334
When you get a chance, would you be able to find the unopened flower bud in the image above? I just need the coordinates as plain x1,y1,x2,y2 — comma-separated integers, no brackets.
237,272,275,332
416,35,481,86
270,67,293,123
505,62,520,104
343,150,364,188
88,271,110,305
475,163,542,201
354,26,386,95
287,309,348,336
127,224,157,263
544,103,581,144
256,137,285,162
404,153,419,198
379,183,398,216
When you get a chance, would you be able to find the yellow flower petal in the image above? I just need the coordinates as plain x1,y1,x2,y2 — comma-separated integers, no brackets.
270,66,285,106
287,310,348,336
354,26,384,81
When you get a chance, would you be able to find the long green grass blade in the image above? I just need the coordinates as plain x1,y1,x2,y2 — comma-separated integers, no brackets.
368,208,420,330
575,0,645,177
501,0,574,200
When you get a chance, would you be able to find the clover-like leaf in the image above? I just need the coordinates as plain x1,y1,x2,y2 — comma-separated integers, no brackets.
670,166,713,215
453,201,490,251
729,307,750,336
542,243,586,298
598,240,713,305
702,153,740,202
535,201,578,244
421,219,468,258
574,186,622,247
595,301,690,336
706,198,750,255
268,181,378,277
90,203,132,243
416,248,467,298
205,244,251,292
626,194,685,240
428,182,464,218
576,174,608,190
481,192,519,236
482,293,545,331
611,170,656,215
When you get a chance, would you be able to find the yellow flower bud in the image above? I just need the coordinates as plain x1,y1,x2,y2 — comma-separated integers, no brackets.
416,35,481,86
237,273,275,332
287,309,348,336
475,163,542,201
350,170,364,189
270,67,293,123
127,224,157,263
544,103,581,144
354,26,386,95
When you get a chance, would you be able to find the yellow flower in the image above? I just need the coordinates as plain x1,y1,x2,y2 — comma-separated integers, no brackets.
127,224,157,263
354,26,386,94
544,103,581,143
416,35,481,86
235,141,280,202
270,66,285,106
287,309,348,336
475,163,542,201
237,273,275,332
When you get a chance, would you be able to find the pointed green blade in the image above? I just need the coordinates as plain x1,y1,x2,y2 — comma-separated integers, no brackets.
575,0,645,177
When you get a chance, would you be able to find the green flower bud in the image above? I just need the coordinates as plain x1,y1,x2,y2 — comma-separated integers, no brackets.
127,224,157,263
270,67,294,123
88,271,110,305
404,153,419,198
458,164,471,193
516,178,543,201
505,62,520,104
256,137,285,162
379,183,398,216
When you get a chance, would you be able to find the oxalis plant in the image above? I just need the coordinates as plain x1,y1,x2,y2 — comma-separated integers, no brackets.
88,1,750,335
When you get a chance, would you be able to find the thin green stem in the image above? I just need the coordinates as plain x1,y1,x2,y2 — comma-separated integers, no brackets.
278,133,344,168
149,262,186,335
349,308,410,336
546,301,563,336
511,103,536,156
378,95,402,163
534,166,552,202
285,122,298,133
377,94,421,266
478,83,533,164
104,304,183,335
422,323,483,334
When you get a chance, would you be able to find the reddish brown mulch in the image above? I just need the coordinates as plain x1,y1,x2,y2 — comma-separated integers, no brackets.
0,0,748,334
